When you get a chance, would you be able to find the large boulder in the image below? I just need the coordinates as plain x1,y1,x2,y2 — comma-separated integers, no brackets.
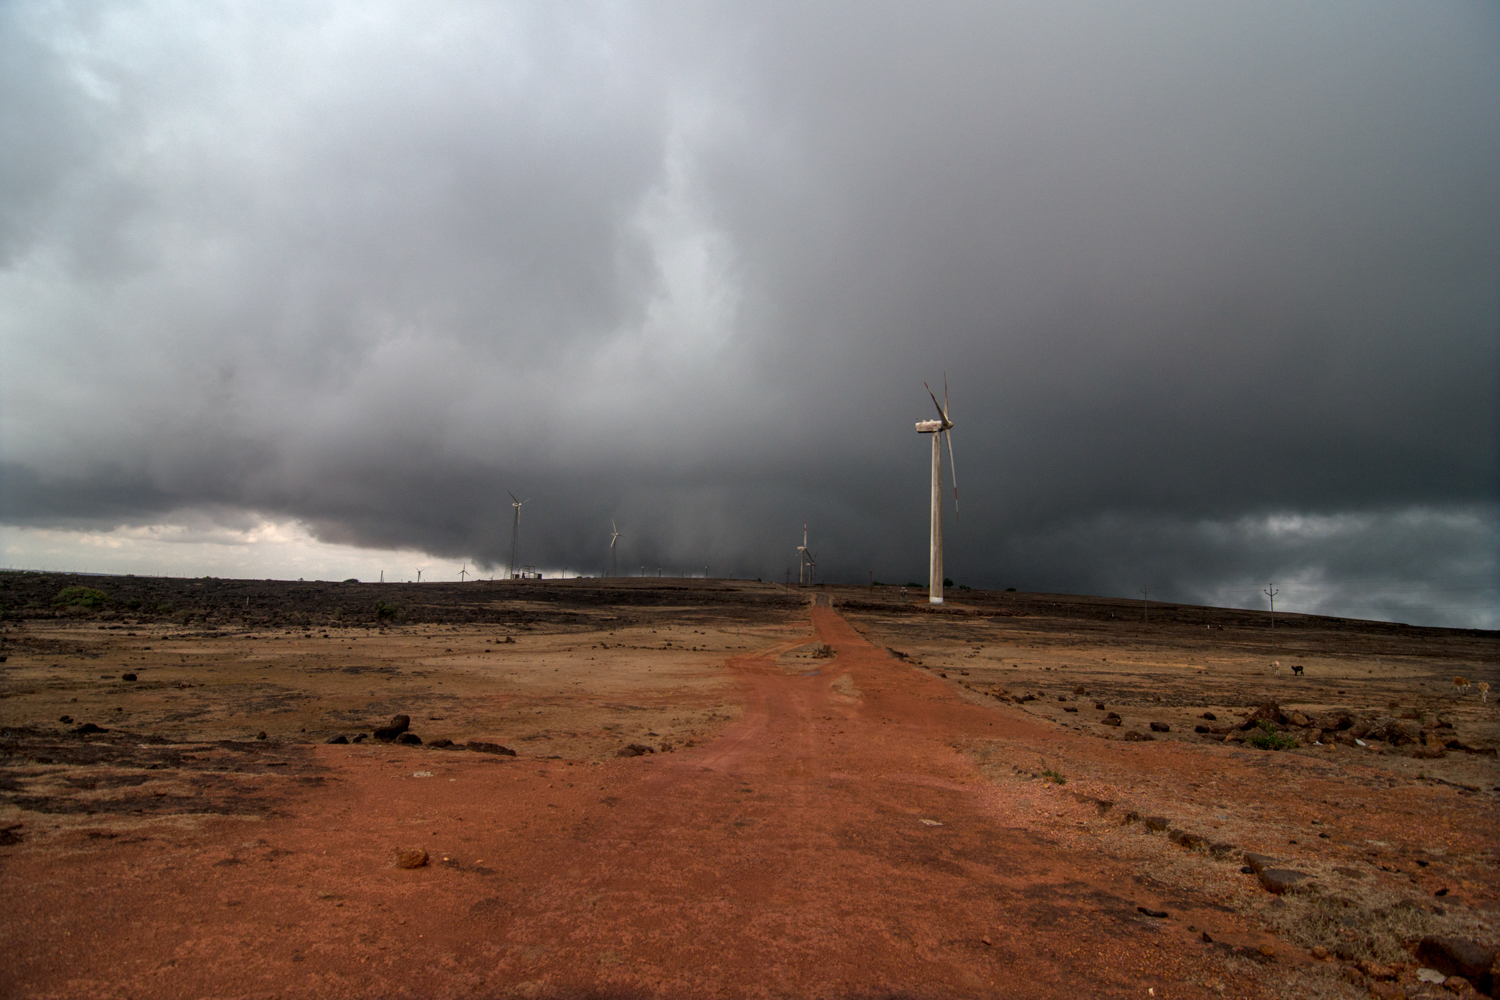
1238,702,1285,730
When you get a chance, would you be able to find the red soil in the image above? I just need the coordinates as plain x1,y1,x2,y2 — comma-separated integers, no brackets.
6,606,1351,999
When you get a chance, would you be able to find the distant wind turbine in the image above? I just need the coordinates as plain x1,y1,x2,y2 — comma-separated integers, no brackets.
458,563,469,583
915,377,958,605
507,492,528,579
609,520,620,578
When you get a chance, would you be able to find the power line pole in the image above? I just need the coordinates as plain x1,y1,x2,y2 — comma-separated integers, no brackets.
1264,583,1279,646
1141,585,1150,624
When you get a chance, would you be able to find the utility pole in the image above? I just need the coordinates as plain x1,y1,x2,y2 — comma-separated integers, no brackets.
1264,583,1279,646
1141,585,1150,624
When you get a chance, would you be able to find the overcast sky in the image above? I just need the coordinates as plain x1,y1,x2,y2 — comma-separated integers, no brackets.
2,1,1496,627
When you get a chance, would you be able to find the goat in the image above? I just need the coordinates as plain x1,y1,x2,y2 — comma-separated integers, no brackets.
1291,664,1304,677
1453,676,1471,696
1479,680,1490,703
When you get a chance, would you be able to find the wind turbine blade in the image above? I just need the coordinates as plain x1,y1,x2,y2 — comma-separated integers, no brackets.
925,382,945,423
943,373,949,415
508,491,519,503
945,429,959,521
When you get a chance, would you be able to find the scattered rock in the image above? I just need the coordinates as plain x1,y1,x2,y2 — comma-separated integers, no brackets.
1149,721,1171,733
1094,701,1106,710
1207,842,1236,857
1101,712,1122,726
121,673,137,682
1072,686,1086,694
58,715,72,724
1258,868,1313,894
427,738,454,748
374,714,411,741
70,721,107,735
1169,830,1204,850
466,741,516,756
1287,710,1310,727
256,731,267,740
352,734,366,743
396,733,422,744
1359,960,1399,980
1063,706,1078,713
1200,931,1213,943
1442,975,1472,994
394,848,428,869
1201,712,1216,721
617,744,656,757
1137,906,1168,918
1243,853,1278,873
1239,702,1285,730
1123,730,1154,741
1193,724,1211,733
1414,937,1497,991
1144,815,1170,832
1311,945,1328,960
325,735,349,744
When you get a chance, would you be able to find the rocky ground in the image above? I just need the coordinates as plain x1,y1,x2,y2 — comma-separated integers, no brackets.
0,572,1495,999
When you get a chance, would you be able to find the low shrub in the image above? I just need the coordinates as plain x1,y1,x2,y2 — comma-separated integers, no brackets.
53,586,109,609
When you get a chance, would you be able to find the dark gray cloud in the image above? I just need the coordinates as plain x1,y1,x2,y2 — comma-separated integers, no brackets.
2,1,1496,626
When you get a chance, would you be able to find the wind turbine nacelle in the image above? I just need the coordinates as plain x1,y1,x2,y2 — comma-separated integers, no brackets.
915,419,943,433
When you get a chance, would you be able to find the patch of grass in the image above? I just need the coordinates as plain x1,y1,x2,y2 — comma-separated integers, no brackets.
1247,720,1298,751
53,586,109,609
1041,768,1066,785
373,600,400,621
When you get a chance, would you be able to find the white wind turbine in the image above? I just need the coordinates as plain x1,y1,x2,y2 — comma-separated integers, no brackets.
458,563,469,583
507,492,528,579
609,520,620,578
915,378,958,604
796,523,811,586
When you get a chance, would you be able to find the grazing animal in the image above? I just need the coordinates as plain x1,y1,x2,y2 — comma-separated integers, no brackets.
1479,681,1490,703
1270,660,1281,676
1291,664,1304,676
1453,676,1471,696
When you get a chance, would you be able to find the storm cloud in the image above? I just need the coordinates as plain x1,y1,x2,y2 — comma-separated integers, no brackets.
2,1,1496,626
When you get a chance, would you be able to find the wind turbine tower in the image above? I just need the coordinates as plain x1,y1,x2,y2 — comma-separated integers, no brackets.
609,521,620,578
915,378,958,604
796,523,808,585
507,492,528,580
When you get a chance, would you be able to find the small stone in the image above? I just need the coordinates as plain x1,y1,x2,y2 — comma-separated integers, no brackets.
396,733,422,744
1144,816,1170,832
1094,701,1106,710
1200,931,1213,943
256,731,267,740
1101,713,1122,726
59,715,73,724
1242,852,1278,873
1201,712,1216,720
395,848,428,869
427,738,454,748
1258,944,1275,957
121,673,137,682
325,735,349,744
1442,976,1471,994
1123,730,1154,741
72,722,107,735
1149,721,1170,732
466,741,516,756
352,733,366,743
1311,945,1328,960
618,743,656,757
1137,906,1168,919
1360,960,1399,980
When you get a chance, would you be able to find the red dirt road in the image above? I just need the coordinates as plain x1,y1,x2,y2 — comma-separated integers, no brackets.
9,606,1279,999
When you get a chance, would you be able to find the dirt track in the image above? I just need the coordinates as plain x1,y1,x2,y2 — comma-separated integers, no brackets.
3,590,1497,999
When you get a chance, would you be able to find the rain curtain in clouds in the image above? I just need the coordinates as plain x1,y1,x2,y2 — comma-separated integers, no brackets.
1,1,1496,626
